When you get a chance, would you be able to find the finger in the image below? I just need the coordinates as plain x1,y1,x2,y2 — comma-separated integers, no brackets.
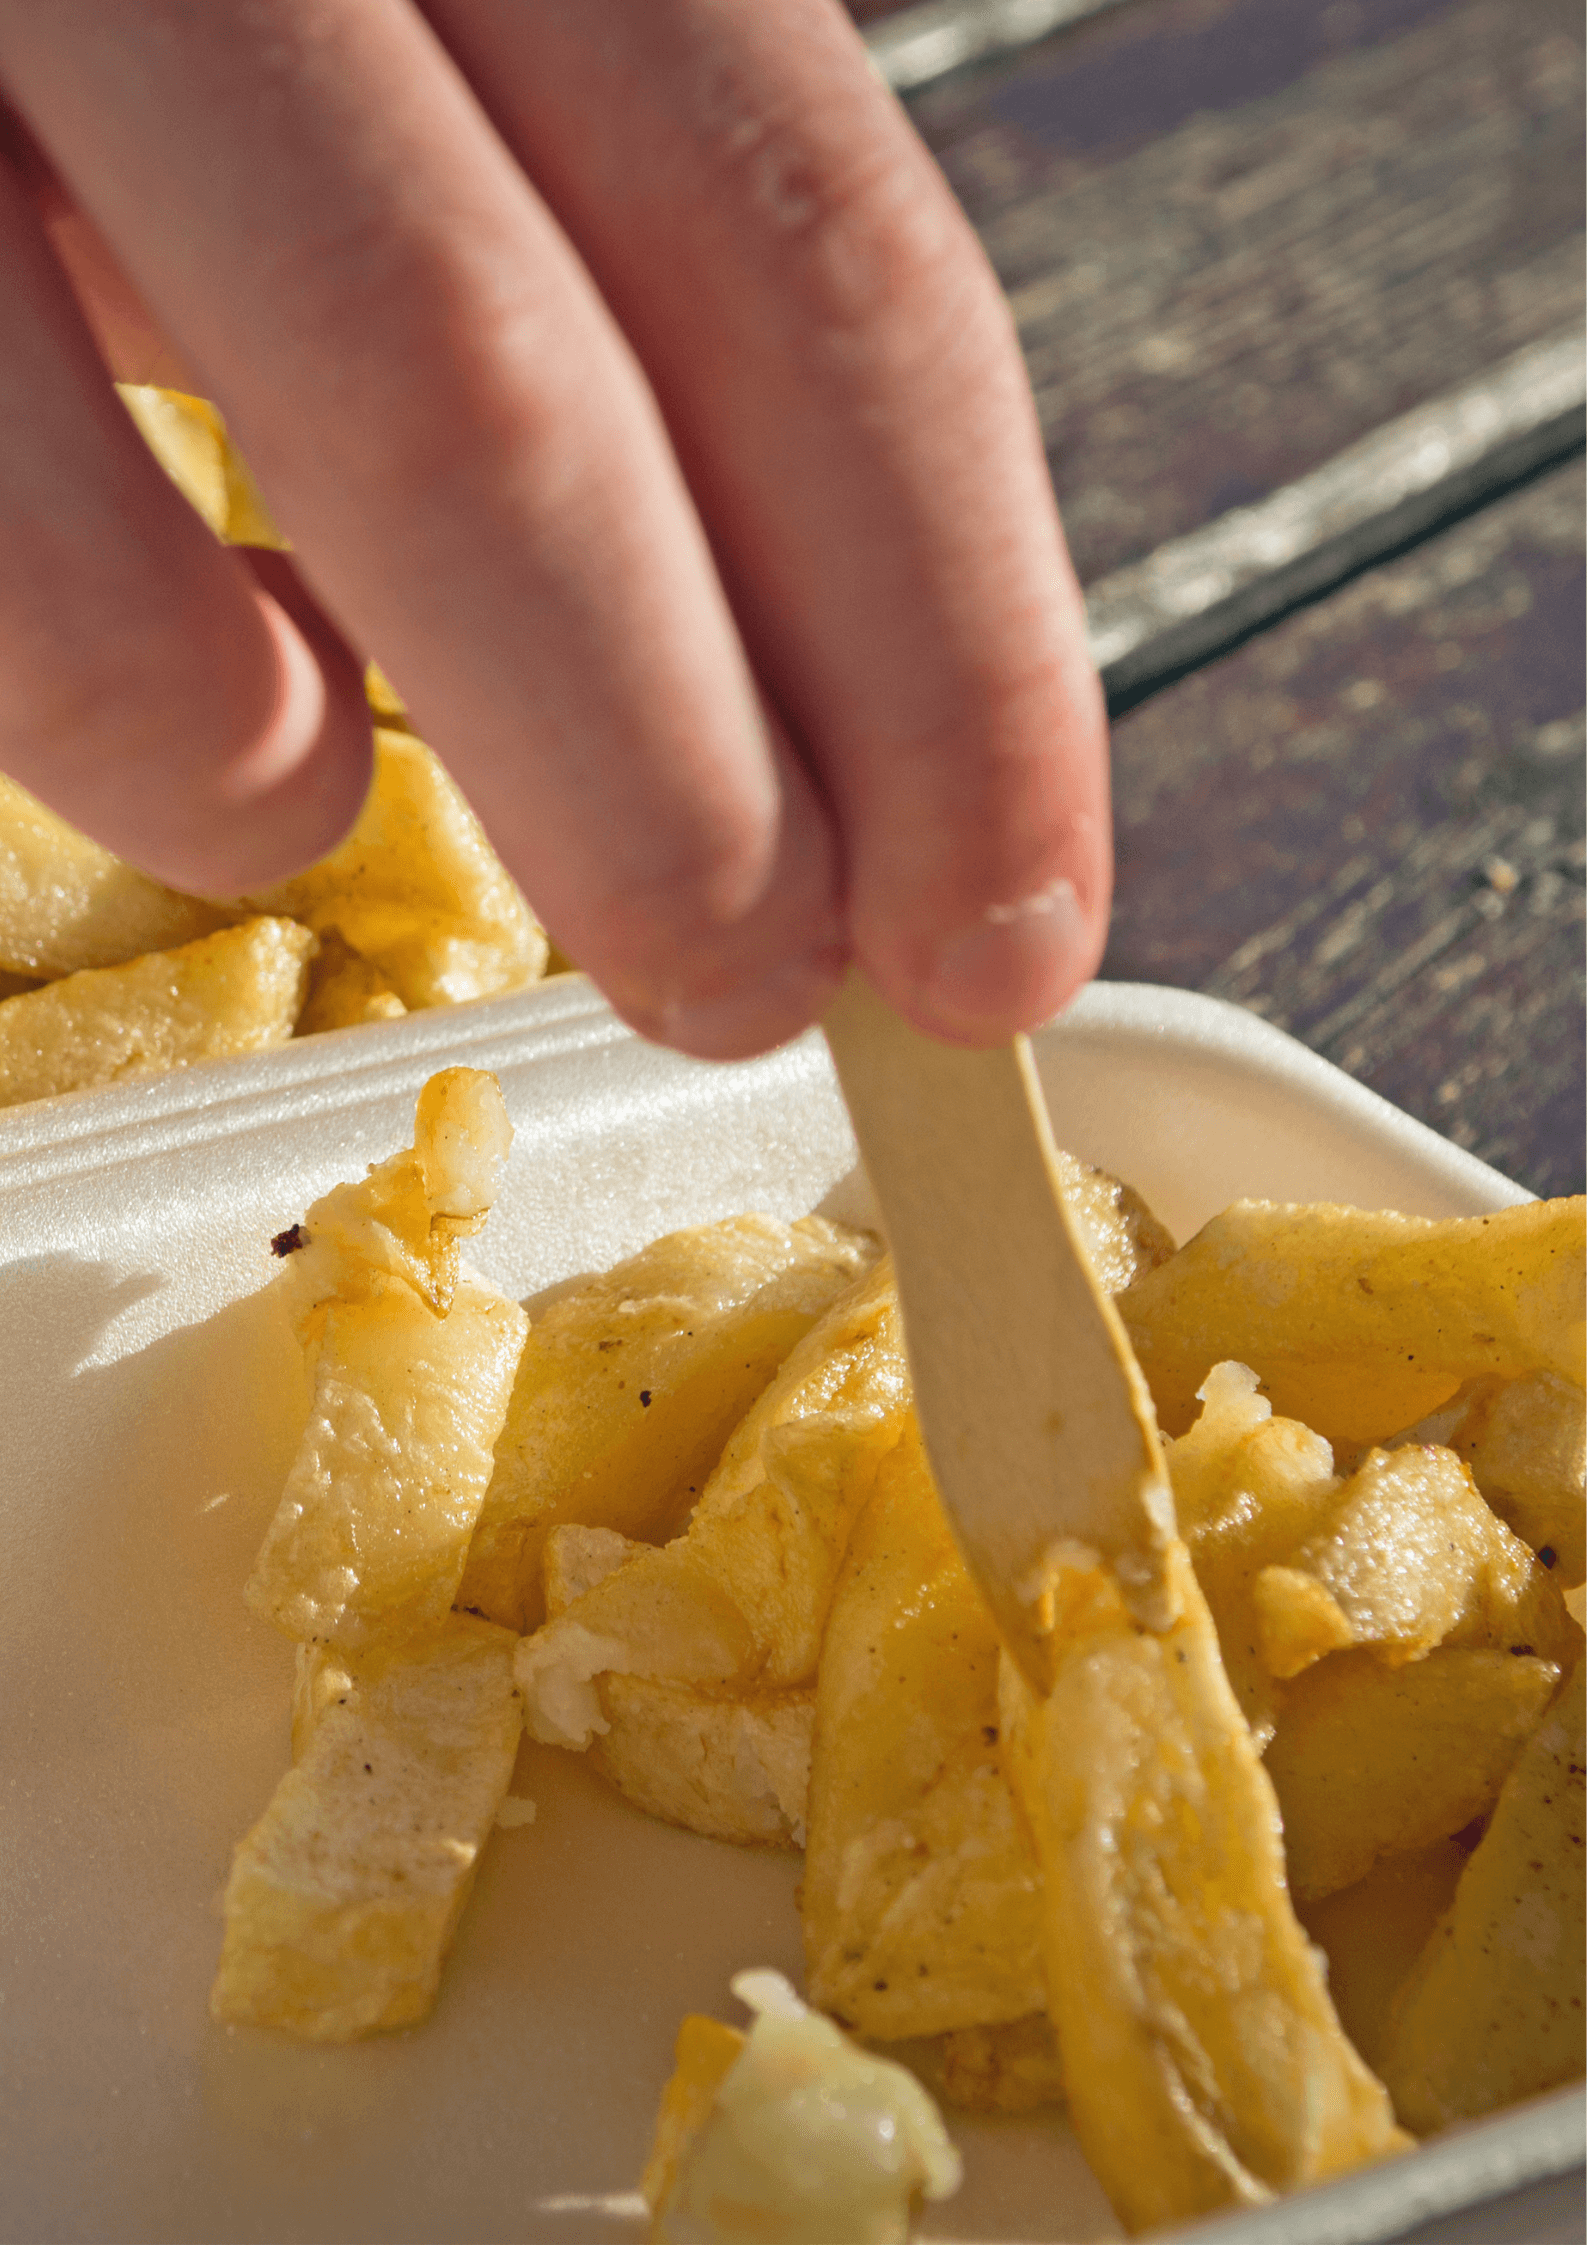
422,0,1112,1043
0,148,371,893
0,0,847,1056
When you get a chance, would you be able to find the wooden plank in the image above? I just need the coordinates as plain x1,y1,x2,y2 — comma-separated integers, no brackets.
862,0,1129,91
1085,331,1585,706
1102,457,1585,1200
904,0,1585,583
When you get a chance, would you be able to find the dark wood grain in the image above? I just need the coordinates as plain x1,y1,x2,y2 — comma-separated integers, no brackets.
1102,456,1585,1199
903,0,1584,583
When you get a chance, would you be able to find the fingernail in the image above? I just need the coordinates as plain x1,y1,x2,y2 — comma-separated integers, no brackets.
920,877,1091,1038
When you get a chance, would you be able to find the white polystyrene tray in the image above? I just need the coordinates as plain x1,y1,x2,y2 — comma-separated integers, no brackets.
0,977,1580,2245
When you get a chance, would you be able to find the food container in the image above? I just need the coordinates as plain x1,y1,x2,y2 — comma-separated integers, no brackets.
1,976,1580,2244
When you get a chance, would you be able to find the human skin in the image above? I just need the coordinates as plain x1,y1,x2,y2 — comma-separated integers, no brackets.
0,1,1109,1059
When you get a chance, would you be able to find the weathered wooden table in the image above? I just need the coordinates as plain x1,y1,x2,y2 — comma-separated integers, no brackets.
858,0,1585,1199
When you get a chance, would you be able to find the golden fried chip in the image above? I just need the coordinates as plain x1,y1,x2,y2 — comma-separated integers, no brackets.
1381,1660,1584,2131
1265,1647,1561,1901
1253,1444,1572,1679
1001,1542,1406,2233
211,1616,521,2040
237,728,546,1008
119,383,289,548
640,2015,747,2221
803,1422,1045,2042
1403,1372,1586,1586
515,1260,908,1745
460,1214,879,1631
1296,1840,1469,2075
0,770,232,979
0,916,312,1107
1120,1198,1585,1445
296,929,407,1034
1168,1360,1340,1742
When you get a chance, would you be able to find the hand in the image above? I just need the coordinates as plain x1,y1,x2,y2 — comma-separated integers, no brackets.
0,0,1109,1058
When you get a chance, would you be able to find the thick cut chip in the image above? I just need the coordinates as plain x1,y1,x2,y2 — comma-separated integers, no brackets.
460,1213,879,1632
803,1423,1045,2041
1265,1647,1561,1900
1120,1198,1585,1445
246,1278,527,1647
541,1524,813,1847
641,2014,747,2221
1296,1840,1469,2076
0,916,312,1107
296,929,407,1033
0,770,232,978
1052,1152,1175,1293
284,1064,514,1328
211,1616,521,2040
1253,1444,1572,1679
1001,1540,1406,2235
1381,1660,1585,2132
249,1070,526,1645
1168,1361,1340,1743
236,728,546,1009
938,2015,1065,2114
1402,1373,1586,1587
515,1259,909,1746
119,383,288,548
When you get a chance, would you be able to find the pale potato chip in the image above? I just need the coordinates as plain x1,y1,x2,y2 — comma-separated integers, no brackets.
1265,1646,1561,1900
118,383,288,548
1381,1659,1584,2131
296,929,406,1034
211,1615,521,2040
247,1070,527,1646
515,1259,908,1746
1399,1372,1586,1587
1121,1198,1586,1445
1001,1540,1407,2232
0,916,312,1107
1253,1444,1572,1678
1168,1360,1340,1742
246,1278,527,1648
1296,1839,1469,2076
0,770,233,979
460,1214,880,1632
803,1421,1045,2042
236,728,546,1009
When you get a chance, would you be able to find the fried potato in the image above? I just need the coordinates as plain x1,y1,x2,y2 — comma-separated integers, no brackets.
0,770,233,979
641,2014,747,2222
1253,1445,1572,1679
0,915,313,1107
1264,1647,1561,1900
540,1523,813,1846
1167,1360,1340,1743
1381,1660,1584,2131
119,383,288,548
938,2014,1065,2114
803,1421,1045,2042
1296,1840,1469,2075
515,1259,908,1746
459,1214,880,1632
296,928,407,1034
1001,1540,1407,2233
247,1070,527,1646
1401,1372,1586,1586
1120,1198,1586,1445
236,728,547,1009
211,1615,521,2040
1053,1153,1176,1292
